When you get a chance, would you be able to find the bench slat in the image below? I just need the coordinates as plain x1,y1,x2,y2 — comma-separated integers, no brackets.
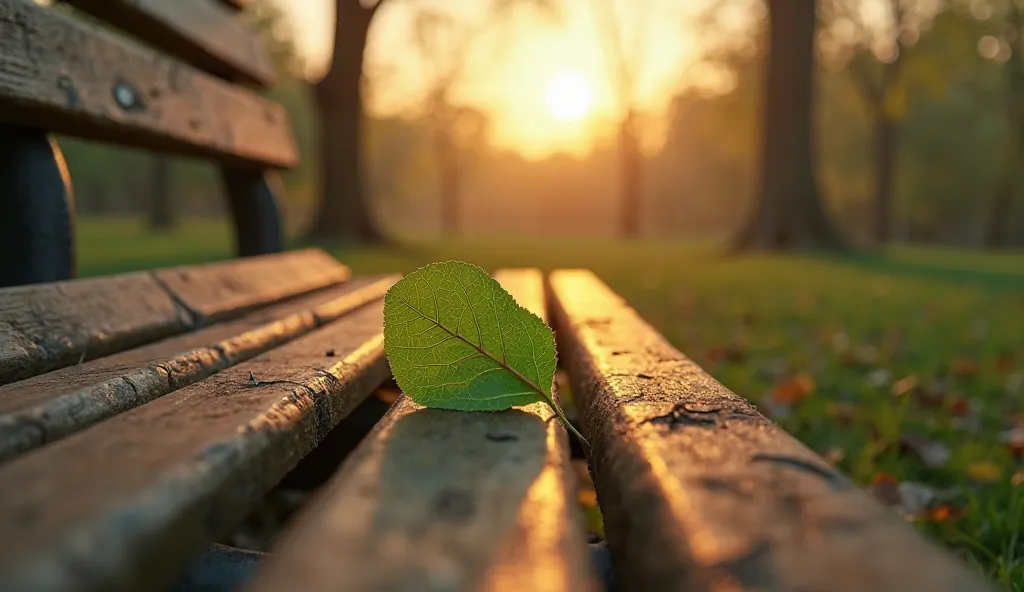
0,275,396,462
0,301,389,592
0,0,297,168
0,249,348,386
0,272,191,386
248,269,596,592
153,249,350,324
62,0,275,88
547,270,995,592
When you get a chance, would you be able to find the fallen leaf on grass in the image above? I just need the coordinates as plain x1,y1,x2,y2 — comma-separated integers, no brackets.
995,351,1015,374
825,402,857,425
771,373,816,404
967,460,1001,483
891,375,919,398
706,344,746,365
869,476,963,521
949,396,982,433
868,473,903,506
998,427,1024,459
899,433,952,469
923,504,965,523
951,358,980,378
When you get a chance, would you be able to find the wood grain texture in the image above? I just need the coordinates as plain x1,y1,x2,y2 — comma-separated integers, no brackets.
0,276,396,462
0,301,389,592
0,127,76,287
153,248,349,324
547,270,995,592
249,269,596,592
62,0,275,88
0,272,191,386
0,0,297,168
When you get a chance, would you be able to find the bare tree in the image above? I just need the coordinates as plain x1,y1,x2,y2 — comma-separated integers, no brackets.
593,0,645,238
734,0,846,250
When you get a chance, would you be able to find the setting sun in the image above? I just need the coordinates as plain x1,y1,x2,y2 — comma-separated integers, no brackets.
545,71,594,123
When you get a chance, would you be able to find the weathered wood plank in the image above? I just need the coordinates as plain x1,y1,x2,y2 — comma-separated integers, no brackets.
0,0,297,168
0,275,396,462
249,269,595,592
62,0,275,88
547,270,995,592
0,272,191,386
153,248,349,324
0,301,389,592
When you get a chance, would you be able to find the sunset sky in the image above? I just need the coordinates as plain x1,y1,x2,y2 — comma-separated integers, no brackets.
270,0,736,158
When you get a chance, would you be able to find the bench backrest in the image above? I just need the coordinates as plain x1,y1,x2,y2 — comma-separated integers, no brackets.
0,0,295,167
0,0,298,285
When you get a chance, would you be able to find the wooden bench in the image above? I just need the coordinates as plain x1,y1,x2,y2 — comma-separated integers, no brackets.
0,0,294,287
0,249,997,591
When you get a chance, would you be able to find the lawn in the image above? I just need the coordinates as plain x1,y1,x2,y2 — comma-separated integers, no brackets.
80,217,1024,588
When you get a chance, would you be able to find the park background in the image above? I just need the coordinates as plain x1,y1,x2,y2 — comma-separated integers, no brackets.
51,0,1024,588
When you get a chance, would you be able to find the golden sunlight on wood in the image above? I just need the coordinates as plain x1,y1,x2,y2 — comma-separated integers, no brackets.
545,71,594,123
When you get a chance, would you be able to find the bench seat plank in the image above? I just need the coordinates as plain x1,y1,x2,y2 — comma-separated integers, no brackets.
0,272,191,385
153,248,350,324
63,0,276,88
0,301,389,592
0,276,396,462
547,270,995,592
248,269,596,592
0,0,297,168
0,249,348,386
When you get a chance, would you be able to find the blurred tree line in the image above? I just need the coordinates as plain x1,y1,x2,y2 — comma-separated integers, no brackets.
59,0,1023,247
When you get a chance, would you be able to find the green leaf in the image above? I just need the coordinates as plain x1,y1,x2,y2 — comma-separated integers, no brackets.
382,261,587,446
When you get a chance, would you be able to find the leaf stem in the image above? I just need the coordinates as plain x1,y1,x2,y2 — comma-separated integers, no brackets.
547,399,590,451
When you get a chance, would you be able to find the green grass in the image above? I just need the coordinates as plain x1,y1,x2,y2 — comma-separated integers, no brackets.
80,217,1024,588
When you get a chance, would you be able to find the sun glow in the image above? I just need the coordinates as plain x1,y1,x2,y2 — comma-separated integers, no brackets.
545,71,594,123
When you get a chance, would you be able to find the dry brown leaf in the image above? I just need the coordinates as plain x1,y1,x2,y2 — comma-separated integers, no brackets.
771,372,816,405
996,352,1015,374
999,427,1024,459
867,473,902,506
891,374,919,398
825,401,857,425
952,358,980,378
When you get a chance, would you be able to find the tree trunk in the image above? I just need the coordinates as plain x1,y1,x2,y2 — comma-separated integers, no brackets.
619,111,642,238
436,128,460,236
147,155,173,230
734,0,844,250
988,102,1023,247
872,114,898,244
306,1,384,243
985,185,1013,247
